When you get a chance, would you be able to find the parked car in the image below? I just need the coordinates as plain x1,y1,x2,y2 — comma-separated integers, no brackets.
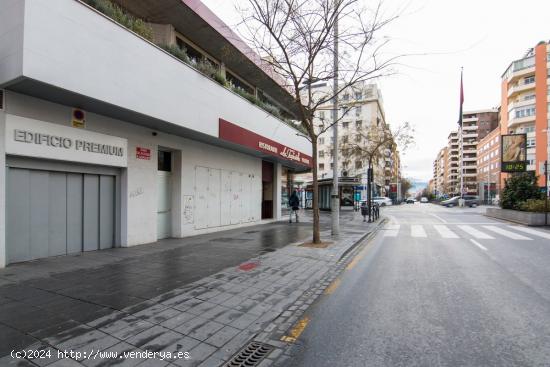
373,197,393,206
420,197,429,203
405,197,416,204
441,195,480,208
441,196,459,207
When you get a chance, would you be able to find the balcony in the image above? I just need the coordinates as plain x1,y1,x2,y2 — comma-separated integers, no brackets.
461,133,478,139
508,114,536,129
0,0,310,162
508,81,536,98
507,65,535,83
462,125,477,131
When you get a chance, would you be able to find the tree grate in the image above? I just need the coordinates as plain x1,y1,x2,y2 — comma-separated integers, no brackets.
224,341,274,367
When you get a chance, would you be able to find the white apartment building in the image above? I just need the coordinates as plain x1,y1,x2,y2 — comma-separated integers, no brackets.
0,0,311,267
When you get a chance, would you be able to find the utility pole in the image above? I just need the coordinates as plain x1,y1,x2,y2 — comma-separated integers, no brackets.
331,11,339,235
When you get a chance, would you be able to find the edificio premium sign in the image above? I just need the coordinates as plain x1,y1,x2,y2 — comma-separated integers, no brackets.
14,130,124,157
5,115,128,167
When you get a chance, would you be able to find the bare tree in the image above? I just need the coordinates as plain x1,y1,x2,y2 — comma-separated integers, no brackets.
340,121,414,219
237,0,400,243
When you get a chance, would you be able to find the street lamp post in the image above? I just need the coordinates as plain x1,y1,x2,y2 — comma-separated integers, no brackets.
331,13,339,235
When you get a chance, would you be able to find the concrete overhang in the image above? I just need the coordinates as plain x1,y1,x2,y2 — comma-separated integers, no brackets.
4,78,310,172
112,0,301,118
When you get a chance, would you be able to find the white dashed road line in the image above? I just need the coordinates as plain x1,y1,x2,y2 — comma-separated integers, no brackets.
470,239,488,251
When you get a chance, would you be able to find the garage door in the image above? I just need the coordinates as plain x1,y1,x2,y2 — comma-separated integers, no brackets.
6,167,117,264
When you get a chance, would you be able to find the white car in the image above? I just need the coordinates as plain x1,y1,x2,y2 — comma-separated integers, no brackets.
420,197,428,203
373,197,393,206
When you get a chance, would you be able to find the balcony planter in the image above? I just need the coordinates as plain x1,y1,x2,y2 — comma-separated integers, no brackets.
485,208,550,226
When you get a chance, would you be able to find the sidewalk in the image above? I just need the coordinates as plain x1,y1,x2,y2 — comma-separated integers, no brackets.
0,210,384,366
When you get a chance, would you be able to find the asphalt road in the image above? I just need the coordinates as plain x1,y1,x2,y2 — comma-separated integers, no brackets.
285,203,550,367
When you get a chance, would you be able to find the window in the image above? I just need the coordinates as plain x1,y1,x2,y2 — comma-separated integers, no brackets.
0,89,3,110
356,120,362,129
355,91,362,100
355,161,363,169
319,163,325,170
330,163,334,169
524,75,535,84
527,138,536,148
510,104,536,120
319,111,325,119
355,106,362,117
343,93,350,101
524,94,536,101
355,135,362,142
176,36,204,62
343,161,349,169
343,121,349,129
319,138,325,144
342,135,349,143
319,150,325,158
158,151,172,172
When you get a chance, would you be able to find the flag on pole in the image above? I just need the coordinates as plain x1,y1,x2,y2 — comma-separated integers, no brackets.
458,68,464,126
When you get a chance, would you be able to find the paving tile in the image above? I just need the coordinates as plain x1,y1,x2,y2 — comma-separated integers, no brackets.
185,302,217,316
82,341,144,367
125,326,173,349
172,298,203,313
160,312,197,330
174,317,210,336
198,305,230,320
187,321,225,341
204,326,241,348
172,343,217,367
212,309,244,325
228,313,259,330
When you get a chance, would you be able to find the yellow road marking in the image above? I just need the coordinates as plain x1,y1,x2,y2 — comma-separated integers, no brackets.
324,278,341,294
280,316,310,343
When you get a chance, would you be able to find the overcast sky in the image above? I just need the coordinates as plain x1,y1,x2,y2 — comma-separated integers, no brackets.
201,0,550,181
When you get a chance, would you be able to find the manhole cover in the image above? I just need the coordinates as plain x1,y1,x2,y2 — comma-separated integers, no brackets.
224,341,274,367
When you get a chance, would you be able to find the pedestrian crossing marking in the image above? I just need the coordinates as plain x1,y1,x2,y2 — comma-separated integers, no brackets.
482,225,532,240
509,226,550,240
411,225,427,238
433,225,459,238
457,225,495,239
383,224,399,237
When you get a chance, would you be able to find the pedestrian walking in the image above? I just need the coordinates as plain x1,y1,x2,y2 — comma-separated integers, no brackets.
288,190,300,223
360,201,368,222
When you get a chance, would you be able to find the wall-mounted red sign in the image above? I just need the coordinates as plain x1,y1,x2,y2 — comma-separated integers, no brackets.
218,119,312,167
136,147,151,160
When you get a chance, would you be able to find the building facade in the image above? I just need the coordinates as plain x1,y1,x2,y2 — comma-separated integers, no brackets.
477,126,501,203
446,131,460,196
432,146,448,197
307,81,399,205
459,109,499,195
500,41,550,189
0,0,311,267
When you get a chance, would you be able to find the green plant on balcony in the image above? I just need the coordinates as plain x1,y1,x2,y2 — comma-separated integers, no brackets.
83,0,153,41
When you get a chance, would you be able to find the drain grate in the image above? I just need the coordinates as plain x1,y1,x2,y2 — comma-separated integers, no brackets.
224,341,274,367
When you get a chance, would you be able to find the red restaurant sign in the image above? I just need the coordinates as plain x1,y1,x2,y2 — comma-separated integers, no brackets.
219,119,312,167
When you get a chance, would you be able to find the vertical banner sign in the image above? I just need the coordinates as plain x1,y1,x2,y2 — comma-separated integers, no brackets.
501,134,527,172
72,108,86,128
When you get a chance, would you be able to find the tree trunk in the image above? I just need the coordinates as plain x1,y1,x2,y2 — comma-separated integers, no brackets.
311,138,321,243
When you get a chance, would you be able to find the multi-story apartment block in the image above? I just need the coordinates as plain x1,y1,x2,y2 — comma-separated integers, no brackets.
446,131,460,196
477,126,501,203
310,82,396,198
501,41,550,189
432,147,448,197
0,0,311,266
459,109,499,195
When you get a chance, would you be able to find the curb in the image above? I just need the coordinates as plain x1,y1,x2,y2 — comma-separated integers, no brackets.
338,216,387,261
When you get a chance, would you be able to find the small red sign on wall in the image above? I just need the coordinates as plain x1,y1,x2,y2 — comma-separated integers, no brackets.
136,147,151,160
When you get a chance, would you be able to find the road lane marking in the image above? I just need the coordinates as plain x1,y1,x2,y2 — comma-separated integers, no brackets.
482,225,532,240
281,316,310,343
429,213,447,223
433,225,459,238
324,278,341,295
411,225,427,237
383,224,400,237
457,225,495,239
470,239,488,251
509,226,550,240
